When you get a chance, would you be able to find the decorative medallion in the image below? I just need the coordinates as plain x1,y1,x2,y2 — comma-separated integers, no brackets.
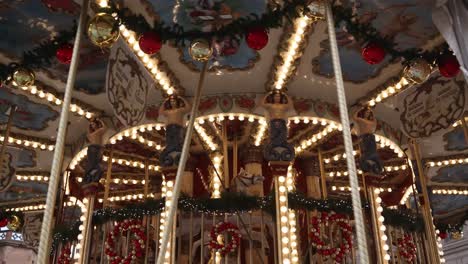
219,94,233,112
198,96,218,114
106,40,150,127
400,76,465,138
234,94,256,111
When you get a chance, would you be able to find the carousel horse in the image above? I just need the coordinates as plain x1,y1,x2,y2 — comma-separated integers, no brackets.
231,168,264,193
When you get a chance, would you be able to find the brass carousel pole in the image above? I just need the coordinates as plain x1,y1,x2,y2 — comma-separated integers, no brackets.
156,59,209,264
461,117,468,144
410,140,441,264
36,0,90,262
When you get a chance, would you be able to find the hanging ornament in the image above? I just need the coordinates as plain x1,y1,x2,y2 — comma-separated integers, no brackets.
246,27,269,51
305,1,326,21
12,67,35,87
403,58,432,84
209,221,242,256
0,218,8,228
57,243,72,264
438,232,448,240
138,32,162,55
7,215,22,231
56,44,74,64
361,42,386,65
189,39,213,61
437,53,460,78
87,12,120,48
451,230,463,240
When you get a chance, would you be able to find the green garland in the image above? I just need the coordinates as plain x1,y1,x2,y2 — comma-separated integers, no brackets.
0,25,76,85
50,192,425,251
331,4,450,65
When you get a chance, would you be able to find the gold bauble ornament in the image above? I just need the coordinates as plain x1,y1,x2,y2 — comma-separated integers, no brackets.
12,68,35,87
403,58,432,84
7,215,22,231
451,231,463,240
189,39,213,61
306,1,326,21
87,12,120,48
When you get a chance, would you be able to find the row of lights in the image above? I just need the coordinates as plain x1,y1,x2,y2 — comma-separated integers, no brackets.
427,157,468,167
11,83,95,119
195,122,218,151
432,189,468,196
109,123,165,150
331,186,393,193
103,156,160,171
160,177,174,264
68,147,160,172
211,154,223,198
97,192,155,203
327,164,407,177
399,186,414,205
368,77,410,107
295,124,339,153
286,166,299,263
324,135,405,164
6,204,46,212
75,197,88,263
277,171,293,263
0,135,54,151
76,177,146,185
373,189,391,262
15,174,49,182
273,16,312,90
435,230,447,263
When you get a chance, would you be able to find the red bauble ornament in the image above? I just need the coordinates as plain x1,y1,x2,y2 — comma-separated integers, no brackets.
246,27,269,50
439,232,448,239
361,42,386,65
0,218,8,227
438,53,460,78
56,44,74,64
138,32,162,55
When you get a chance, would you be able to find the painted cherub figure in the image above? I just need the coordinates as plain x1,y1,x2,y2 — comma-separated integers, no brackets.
353,107,383,175
83,117,107,184
261,91,295,162
159,95,191,167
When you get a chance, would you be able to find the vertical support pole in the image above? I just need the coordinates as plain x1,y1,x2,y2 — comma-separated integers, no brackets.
81,197,95,264
156,61,208,264
410,141,441,264
317,149,328,198
144,159,150,197
325,3,369,263
189,212,194,264
222,121,230,190
37,0,90,261
461,117,468,144
201,213,205,264
103,149,113,207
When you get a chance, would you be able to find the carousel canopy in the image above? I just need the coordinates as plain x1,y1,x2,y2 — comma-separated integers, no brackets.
0,0,466,245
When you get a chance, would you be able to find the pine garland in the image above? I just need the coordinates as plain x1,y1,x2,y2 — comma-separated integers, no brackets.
48,192,428,252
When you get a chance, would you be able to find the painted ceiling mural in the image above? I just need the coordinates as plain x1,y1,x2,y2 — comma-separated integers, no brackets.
443,126,468,152
144,0,266,71
430,194,468,215
0,181,47,202
5,146,36,168
430,164,468,184
0,88,58,131
312,0,438,82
